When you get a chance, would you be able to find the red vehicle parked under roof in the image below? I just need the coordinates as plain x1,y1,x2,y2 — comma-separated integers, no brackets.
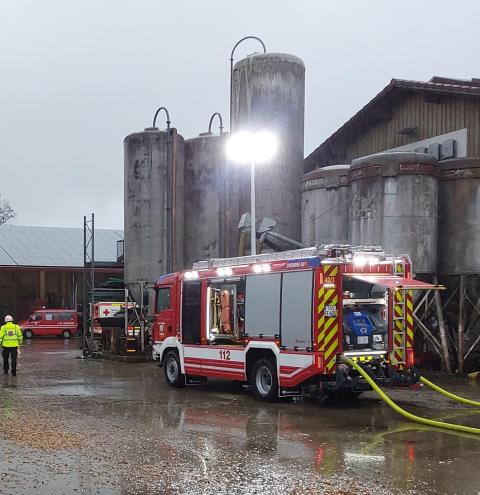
19,309,79,339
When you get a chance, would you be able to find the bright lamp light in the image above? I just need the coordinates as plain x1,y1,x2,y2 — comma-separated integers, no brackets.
226,131,252,164
353,255,367,268
226,130,278,164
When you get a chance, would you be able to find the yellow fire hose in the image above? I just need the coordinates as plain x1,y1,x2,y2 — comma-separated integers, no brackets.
418,376,480,407
341,356,480,436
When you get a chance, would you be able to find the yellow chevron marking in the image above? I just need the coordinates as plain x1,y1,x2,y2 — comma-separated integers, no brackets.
324,337,338,360
318,287,324,299
406,314,413,326
324,288,335,302
394,305,403,317
324,324,338,347
323,316,336,335
329,266,338,277
317,315,324,329
326,358,337,372
329,294,338,306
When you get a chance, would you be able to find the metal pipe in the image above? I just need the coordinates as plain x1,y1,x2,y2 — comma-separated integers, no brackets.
434,275,452,373
208,112,224,134
152,106,171,129
90,213,95,347
250,159,256,255
458,275,465,373
82,216,87,352
229,36,266,132
170,129,176,273
152,106,172,274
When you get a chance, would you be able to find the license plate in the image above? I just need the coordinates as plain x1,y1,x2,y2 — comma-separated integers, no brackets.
357,336,369,344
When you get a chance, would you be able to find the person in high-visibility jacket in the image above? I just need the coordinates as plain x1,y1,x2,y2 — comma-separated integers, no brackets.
0,315,23,376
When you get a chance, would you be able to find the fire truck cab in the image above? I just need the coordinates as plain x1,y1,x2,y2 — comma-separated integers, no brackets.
152,246,435,401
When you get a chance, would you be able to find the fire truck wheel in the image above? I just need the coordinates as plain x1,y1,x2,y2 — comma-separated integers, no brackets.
251,359,278,402
164,351,185,388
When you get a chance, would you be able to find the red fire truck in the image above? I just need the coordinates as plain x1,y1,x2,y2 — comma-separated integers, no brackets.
152,246,435,400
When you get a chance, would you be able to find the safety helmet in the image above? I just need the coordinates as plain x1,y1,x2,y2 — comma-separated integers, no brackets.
4,315,13,323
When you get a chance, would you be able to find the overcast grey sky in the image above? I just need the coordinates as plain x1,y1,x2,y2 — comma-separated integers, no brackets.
1,0,479,229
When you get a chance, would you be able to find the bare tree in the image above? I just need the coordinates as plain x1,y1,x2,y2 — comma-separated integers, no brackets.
0,194,16,225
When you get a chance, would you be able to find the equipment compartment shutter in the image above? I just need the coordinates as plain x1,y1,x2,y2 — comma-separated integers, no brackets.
245,274,281,337
281,271,313,349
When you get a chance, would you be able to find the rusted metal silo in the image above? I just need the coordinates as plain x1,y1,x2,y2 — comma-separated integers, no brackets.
124,118,184,297
349,151,438,274
301,165,350,246
231,52,305,242
183,114,240,268
438,158,480,275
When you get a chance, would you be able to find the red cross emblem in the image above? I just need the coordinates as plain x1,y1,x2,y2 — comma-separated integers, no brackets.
103,309,111,316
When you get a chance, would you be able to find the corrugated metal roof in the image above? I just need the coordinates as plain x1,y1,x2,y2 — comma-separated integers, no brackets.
0,225,123,268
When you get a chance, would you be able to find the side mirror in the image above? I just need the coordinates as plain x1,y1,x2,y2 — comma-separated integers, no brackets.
142,291,150,308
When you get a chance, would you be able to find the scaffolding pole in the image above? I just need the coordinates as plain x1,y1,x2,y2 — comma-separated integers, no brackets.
82,214,95,354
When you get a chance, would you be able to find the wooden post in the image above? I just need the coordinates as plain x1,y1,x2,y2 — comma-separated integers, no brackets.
433,276,452,373
458,275,465,374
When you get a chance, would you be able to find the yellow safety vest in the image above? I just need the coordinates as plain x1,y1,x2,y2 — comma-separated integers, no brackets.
0,322,23,348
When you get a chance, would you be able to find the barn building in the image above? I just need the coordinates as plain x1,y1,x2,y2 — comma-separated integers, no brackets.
305,77,480,171
0,225,123,321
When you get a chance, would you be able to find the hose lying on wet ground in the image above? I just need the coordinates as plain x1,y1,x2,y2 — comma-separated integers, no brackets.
418,375,480,407
341,356,480,436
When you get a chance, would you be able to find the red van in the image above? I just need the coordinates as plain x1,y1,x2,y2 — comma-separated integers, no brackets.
19,309,79,339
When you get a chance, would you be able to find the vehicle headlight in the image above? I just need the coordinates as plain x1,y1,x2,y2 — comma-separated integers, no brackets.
345,335,351,345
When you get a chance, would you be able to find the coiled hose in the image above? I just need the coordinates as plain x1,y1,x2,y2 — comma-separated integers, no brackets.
341,356,480,436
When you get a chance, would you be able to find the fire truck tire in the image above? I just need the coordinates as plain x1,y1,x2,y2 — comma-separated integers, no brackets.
23,329,33,339
251,359,278,402
164,351,185,388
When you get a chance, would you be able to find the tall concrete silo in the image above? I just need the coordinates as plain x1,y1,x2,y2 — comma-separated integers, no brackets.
231,52,305,242
349,151,438,274
301,165,350,247
438,158,480,275
124,126,184,297
184,121,240,268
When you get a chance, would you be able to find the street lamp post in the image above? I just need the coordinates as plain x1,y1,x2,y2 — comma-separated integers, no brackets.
250,158,256,255
226,130,278,256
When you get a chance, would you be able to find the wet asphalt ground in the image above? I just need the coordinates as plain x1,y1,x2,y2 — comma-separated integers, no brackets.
0,340,479,495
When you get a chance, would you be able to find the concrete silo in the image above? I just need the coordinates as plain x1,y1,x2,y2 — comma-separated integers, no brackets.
184,115,240,268
349,151,438,274
231,52,305,242
124,124,184,298
438,158,480,275
301,165,350,247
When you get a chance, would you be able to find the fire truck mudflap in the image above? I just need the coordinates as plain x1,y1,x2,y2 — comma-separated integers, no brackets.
152,246,439,401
